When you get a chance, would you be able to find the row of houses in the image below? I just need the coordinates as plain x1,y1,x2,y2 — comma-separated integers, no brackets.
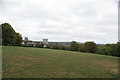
22,37,48,47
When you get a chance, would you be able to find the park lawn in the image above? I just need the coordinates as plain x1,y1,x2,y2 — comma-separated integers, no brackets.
2,46,118,78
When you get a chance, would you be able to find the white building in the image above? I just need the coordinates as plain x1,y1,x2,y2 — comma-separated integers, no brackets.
43,39,48,44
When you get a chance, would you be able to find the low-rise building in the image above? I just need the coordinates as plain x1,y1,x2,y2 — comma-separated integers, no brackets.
22,37,48,47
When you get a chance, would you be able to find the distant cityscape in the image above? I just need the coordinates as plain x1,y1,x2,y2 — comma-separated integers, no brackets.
22,37,110,47
22,37,73,47
22,37,48,47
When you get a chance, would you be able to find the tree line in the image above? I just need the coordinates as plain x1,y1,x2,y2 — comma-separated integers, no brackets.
44,41,119,57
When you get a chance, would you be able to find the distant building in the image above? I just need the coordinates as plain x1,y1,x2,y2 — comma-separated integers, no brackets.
43,39,48,47
25,37,29,41
22,37,49,47
43,39,48,44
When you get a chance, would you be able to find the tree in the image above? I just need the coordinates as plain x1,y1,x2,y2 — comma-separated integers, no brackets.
96,45,111,55
70,41,79,51
118,43,120,57
85,41,97,53
15,33,22,46
1,23,16,46
108,44,118,56
78,44,87,52
1,23,22,46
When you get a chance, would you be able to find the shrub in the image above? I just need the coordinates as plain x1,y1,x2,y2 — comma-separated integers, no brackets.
96,45,111,55
108,44,118,56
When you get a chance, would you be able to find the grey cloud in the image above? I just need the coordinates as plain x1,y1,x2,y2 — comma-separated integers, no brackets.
0,0,118,44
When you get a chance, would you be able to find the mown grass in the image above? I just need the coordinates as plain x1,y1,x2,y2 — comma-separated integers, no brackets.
2,46,118,78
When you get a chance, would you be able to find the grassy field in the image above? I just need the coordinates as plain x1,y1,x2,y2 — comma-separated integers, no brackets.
2,46,118,78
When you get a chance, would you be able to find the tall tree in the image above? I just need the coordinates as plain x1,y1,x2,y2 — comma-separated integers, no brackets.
1,23,16,45
1,23,22,46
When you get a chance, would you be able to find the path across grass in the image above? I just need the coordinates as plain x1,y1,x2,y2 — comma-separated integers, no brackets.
2,46,118,78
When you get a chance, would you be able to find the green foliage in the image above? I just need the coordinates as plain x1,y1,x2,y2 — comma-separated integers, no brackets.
78,44,86,52
52,44,59,49
118,43,120,57
105,44,119,56
49,44,69,50
70,41,79,51
85,41,97,53
1,23,22,46
15,33,22,46
96,44,119,57
96,45,111,55
1,23,16,45
46,41,119,57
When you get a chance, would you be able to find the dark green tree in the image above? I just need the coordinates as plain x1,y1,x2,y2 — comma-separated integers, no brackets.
70,41,79,51
1,23,22,46
96,45,111,55
118,43,120,57
1,23,16,45
78,44,87,52
109,44,118,56
15,33,22,46
85,41,97,53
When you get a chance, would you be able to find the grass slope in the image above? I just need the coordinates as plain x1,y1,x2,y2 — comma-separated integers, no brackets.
2,46,118,78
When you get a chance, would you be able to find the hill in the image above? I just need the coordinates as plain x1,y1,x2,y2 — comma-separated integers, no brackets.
2,46,118,78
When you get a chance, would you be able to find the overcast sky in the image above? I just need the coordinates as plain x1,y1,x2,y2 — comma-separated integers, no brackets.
0,0,118,43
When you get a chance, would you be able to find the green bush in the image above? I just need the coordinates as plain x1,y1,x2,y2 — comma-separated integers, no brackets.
105,44,118,56
96,45,111,55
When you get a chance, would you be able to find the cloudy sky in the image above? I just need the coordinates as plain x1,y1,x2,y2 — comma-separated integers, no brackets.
0,0,118,43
